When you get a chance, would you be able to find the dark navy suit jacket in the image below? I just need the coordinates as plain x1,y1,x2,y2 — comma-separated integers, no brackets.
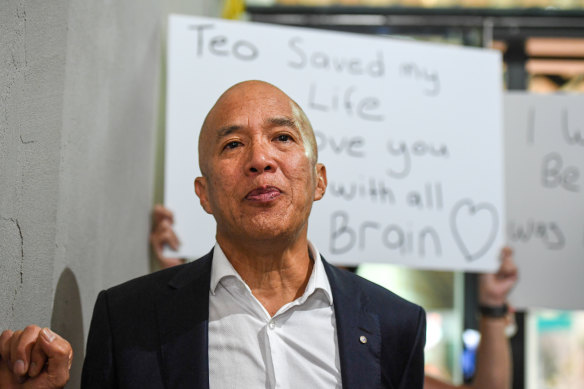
81,250,426,388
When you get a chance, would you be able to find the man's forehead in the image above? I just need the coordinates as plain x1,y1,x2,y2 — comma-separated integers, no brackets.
204,88,302,139
219,80,287,102
211,91,293,120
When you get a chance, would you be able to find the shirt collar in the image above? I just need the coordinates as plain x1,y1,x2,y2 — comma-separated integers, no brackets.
209,241,333,306
209,243,243,295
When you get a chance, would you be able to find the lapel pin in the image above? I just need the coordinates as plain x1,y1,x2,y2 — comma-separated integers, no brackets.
359,335,367,344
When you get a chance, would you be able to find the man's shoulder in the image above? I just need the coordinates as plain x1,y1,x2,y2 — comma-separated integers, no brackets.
103,251,213,303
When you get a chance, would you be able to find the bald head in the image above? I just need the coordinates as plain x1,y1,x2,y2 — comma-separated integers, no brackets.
198,80,318,176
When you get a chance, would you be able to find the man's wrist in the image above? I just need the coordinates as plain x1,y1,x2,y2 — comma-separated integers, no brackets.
478,303,509,318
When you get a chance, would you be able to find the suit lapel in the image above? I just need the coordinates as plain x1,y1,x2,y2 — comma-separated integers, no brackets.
156,252,213,389
323,259,382,389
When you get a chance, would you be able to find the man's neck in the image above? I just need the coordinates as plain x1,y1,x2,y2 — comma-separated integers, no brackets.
216,234,314,317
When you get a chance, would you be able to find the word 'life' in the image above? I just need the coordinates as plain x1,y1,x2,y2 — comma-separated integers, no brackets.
307,83,383,122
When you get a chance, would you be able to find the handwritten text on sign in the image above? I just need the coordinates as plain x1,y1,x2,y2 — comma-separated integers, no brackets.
165,15,504,271
505,94,584,310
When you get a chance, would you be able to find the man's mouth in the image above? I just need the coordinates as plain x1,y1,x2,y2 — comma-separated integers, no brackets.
245,186,281,202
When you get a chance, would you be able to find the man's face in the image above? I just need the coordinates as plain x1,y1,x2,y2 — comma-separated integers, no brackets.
195,81,327,244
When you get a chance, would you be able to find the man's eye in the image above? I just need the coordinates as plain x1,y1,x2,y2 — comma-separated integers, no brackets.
224,141,241,150
276,134,292,142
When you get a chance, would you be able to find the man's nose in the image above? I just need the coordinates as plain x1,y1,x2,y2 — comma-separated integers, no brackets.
245,142,276,174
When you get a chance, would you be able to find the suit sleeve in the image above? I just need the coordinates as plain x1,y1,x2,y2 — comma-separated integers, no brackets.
81,290,117,388
398,306,426,389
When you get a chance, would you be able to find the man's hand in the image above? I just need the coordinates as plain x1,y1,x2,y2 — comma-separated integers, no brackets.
479,247,519,307
150,204,185,269
0,326,72,389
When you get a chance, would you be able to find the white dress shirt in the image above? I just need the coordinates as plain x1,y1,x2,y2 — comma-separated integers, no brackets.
208,242,342,389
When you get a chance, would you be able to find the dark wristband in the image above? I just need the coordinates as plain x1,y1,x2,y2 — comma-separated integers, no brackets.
478,303,508,318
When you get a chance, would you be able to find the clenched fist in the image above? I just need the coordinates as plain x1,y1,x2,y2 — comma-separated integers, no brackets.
0,326,72,389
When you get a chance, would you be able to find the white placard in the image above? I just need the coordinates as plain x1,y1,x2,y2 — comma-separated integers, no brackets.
505,93,584,310
165,15,505,271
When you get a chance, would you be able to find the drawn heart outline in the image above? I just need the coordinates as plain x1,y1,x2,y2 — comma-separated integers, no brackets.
450,199,499,262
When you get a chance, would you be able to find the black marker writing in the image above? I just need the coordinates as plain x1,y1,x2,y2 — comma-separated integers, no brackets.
288,37,385,78
450,199,499,262
386,140,449,179
328,178,396,204
562,108,584,147
314,131,365,157
329,211,442,256
527,106,535,144
308,83,383,122
400,62,440,96
406,182,444,211
541,152,580,192
189,24,258,61
507,220,566,250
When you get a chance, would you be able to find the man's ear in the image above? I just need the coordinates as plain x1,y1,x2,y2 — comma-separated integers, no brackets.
314,163,327,201
194,176,213,214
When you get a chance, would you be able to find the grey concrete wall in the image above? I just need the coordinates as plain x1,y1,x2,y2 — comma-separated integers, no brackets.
0,0,165,386
1,0,70,330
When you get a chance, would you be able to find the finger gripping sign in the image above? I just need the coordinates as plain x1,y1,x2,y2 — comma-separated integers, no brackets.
165,15,505,272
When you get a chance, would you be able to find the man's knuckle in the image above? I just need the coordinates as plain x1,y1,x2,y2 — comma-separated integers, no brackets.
0,330,11,343
10,331,22,347
54,342,71,356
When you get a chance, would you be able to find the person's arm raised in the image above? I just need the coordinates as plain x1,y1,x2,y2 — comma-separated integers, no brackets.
472,247,517,389
424,247,518,389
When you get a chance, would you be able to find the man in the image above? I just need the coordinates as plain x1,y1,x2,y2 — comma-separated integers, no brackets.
78,80,425,388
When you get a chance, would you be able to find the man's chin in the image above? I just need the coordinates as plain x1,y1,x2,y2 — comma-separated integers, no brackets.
240,218,300,241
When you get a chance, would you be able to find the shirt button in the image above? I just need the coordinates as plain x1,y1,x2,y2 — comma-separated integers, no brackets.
268,320,276,330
